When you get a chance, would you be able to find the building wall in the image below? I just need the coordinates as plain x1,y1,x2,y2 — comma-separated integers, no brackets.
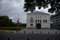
41,15,50,28
51,14,60,29
27,13,50,29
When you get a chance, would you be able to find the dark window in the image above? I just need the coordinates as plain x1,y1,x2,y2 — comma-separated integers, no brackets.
40,20,41,23
38,20,39,22
30,24,33,26
35,20,37,23
35,20,41,23
43,20,47,23
38,16,39,18
30,17,33,23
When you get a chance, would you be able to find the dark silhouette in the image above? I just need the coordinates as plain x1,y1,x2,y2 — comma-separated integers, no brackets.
27,38,30,40
0,16,16,27
24,0,60,13
8,37,10,40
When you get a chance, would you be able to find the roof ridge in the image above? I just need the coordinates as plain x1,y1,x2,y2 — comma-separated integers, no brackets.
33,11,48,14
27,11,50,15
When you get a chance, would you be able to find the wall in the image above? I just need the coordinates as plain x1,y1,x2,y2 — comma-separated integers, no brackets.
27,13,50,29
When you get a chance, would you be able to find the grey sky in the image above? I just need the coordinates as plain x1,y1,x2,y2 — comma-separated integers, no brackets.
0,0,27,23
0,0,55,23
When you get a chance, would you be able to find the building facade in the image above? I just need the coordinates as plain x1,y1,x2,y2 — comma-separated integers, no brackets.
51,13,60,29
27,11,50,29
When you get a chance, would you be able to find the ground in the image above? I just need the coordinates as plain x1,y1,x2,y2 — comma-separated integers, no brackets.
0,29,60,40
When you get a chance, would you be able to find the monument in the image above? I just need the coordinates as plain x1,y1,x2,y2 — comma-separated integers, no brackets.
15,11,60,40
26,11,50,29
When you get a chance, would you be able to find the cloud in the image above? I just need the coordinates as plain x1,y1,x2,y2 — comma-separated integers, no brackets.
0,0,27,23
0,0,55,23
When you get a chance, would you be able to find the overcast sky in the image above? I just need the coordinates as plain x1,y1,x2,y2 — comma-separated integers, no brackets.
0,0,55,23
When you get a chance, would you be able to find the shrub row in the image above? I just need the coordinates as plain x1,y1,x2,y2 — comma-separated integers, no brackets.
0,27,21,30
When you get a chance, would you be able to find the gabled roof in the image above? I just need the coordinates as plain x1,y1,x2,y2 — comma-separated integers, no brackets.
27,11,50,15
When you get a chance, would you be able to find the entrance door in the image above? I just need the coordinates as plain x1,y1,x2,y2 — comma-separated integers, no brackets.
36,23,41,29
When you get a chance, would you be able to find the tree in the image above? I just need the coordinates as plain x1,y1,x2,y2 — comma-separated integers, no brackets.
24,0,60,13
0,16,16,27
0,16,9,26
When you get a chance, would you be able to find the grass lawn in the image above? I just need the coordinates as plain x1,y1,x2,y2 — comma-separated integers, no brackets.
0,26,26,32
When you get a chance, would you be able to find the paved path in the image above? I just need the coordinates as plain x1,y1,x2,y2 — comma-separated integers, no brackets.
18,29,60,34
0,29,60,40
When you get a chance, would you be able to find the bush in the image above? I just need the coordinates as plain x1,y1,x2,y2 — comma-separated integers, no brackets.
0,27,21,30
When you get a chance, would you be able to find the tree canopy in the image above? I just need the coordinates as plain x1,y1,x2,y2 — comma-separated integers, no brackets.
0,16,16,27
24,0,60,13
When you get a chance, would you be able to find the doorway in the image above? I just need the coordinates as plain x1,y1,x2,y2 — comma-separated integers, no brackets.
36,23,41,29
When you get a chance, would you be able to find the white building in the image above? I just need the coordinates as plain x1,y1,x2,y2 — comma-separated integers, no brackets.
27,11,50,29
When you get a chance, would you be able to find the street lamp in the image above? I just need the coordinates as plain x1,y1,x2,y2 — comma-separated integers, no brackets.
16,17,20,32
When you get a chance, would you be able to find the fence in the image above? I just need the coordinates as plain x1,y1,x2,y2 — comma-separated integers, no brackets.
0,32,60,40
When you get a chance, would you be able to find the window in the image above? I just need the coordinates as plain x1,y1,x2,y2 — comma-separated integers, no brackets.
35,20,37,23
38,20,41,23
38,16,39,18
43,20,47,23
35,20,41,23
30,17,34,23
30,24,33,26
38,20,39,22
36,16,37,18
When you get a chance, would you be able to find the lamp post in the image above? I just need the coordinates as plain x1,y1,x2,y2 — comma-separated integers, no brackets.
16,18,20,32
